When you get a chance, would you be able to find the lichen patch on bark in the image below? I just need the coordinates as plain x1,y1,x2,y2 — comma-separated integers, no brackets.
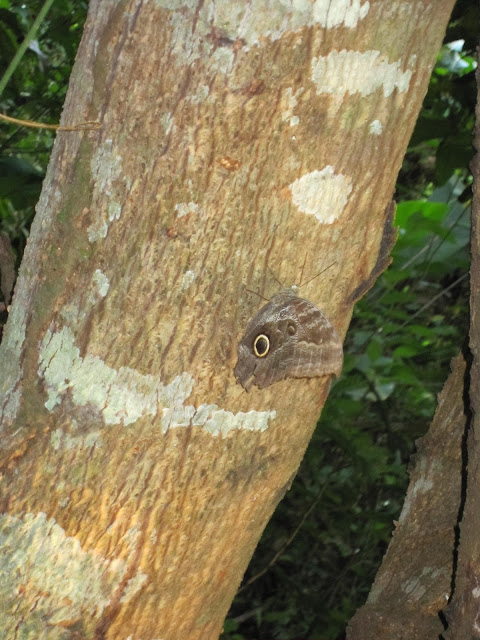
38,327,276,435
289,167,353,224
0,512,135,636
311,49,412,105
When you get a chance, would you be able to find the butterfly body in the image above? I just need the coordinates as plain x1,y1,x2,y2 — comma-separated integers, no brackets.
234,289,343,391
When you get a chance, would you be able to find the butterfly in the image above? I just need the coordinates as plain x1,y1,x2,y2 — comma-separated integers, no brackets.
234,288,343,391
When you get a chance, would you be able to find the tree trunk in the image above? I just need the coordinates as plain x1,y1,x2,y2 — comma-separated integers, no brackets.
0,1,455,638
347,353,467,640
441,63,480,640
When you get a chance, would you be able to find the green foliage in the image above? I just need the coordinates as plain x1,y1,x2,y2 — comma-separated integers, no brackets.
0,0,87,261
0,1,476,639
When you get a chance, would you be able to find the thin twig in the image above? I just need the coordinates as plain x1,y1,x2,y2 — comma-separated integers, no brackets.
399,272,468,329
0,113,101,131
238,484,328,592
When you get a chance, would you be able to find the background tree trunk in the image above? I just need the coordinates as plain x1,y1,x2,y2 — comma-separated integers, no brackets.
442,63,480,640
347,352,467,640
348,57,479,640
0,1,456,638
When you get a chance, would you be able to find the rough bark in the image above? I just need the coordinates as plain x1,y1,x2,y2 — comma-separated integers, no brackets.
0,1,455,638
347,353,467,640
441,61,480,640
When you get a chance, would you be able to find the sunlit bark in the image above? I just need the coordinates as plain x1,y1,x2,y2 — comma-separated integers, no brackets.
0,1,455,637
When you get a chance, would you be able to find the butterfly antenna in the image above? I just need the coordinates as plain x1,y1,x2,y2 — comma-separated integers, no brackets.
245,288,269,302
299,252,309,288
267,266,283,288
301,261,337,288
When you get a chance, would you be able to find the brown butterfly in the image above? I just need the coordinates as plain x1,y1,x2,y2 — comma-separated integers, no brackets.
234,289,343,391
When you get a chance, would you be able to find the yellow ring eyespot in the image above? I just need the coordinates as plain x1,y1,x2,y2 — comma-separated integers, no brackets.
253,334,270,358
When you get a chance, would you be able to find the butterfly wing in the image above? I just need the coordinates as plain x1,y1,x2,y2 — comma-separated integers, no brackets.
234,290,343,390
283,294,343,381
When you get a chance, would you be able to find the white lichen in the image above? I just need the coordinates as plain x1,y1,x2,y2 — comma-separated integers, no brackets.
51,428,103,451
38,327,276,436
186,84,210,103
0,296,27,424
202,408,276,436
289,167,352,224
310,0,370,28
281,87,304,126
87,220,108,243
397,458,437,524
162,403,276,436
401,567,447,601
161,112,174,134
311,49,412,100
369,119,383,135
108,201,122,222
0,512,128,631
91,139,123,198
156,0,370,71
175,202,199,218
120,570,148,603
181,270,195,290
90,269,110,302
87,139,124,242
